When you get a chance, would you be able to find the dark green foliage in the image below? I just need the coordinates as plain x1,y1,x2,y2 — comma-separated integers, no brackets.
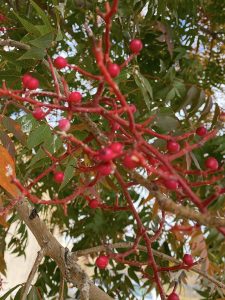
0,0,224,299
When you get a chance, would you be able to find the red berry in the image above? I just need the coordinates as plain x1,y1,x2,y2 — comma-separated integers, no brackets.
26,77,39,90
54,171,64,184
95,255,109,269
89,199,100,209
183,254,194,266
98,147,115,161
205,157,219,170
167,292,180,300
32,108,45,120
123,154,140,169
54,56,68,69
167,141,180,153
58,119,70,132
129,104,137,113
130,39,143,54
0,14,7,22
108,63,120,78
98,162,114,176
110,142,123,155
196,126,207,136
68,91,82,104
22,74,32,87
164,179,178,190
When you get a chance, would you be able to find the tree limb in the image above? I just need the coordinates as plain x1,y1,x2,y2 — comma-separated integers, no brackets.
59,272,65,300
156,193,225,227
21,248,45,300
15,197,113,300
74,242,225,291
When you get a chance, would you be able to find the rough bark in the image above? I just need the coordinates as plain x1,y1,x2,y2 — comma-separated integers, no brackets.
15,198,113,300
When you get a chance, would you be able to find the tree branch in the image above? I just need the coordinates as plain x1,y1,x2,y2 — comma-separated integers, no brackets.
15,197,113,300
156,193,225,227
74,242,225,291
21,248,45,300
59,272,65,300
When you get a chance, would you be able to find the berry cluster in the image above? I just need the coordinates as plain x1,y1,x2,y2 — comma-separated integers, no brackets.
1,1,224,299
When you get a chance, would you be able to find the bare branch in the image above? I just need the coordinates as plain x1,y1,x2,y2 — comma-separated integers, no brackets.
21,248,45,300
156,193,225,227
74,242,225,291
15,197,113,300
59,272,65,300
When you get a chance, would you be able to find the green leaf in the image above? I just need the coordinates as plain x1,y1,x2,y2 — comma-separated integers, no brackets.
27,124,52,149
166,88,176,101
188,89,205,116
134,70,153,111
128,268,140,284
210,103,220,129
27,286,40,300
199,96,213,121
154,108,180,131
18,114,38,133
0,284,22,300
0,71,21,84
29,32,54,49
59,156,76,190
18,47,46,60
28,148,46,167
28,134,62,167
13,13,40,36
177,85,199,111
30,0,53,30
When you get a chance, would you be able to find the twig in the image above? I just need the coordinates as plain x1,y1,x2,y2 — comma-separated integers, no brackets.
59,272,65,300
21,248,45,300
74,242,225,291
156,193,225,227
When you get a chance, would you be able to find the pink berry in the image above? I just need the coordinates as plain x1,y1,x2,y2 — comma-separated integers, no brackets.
89,199,100,209
183,254,194,266
95,255,109,269
130,39,143,54
98,162,113,176
98,147,115,161
68,91,82,104
54,56,68,69
164,179,178,190
54,171,64,184
32,108,45,120
110,142,123,155
167,292,180,300
26,77,39,90
205,157,219,170
108,63,120,78
167,141,180,153
22,74,32,87
129,104,137,113
58,119,70,132
196,126,207,136
123,153,139,169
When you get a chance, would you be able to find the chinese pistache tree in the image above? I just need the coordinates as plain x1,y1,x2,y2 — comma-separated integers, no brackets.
0,0,225,299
